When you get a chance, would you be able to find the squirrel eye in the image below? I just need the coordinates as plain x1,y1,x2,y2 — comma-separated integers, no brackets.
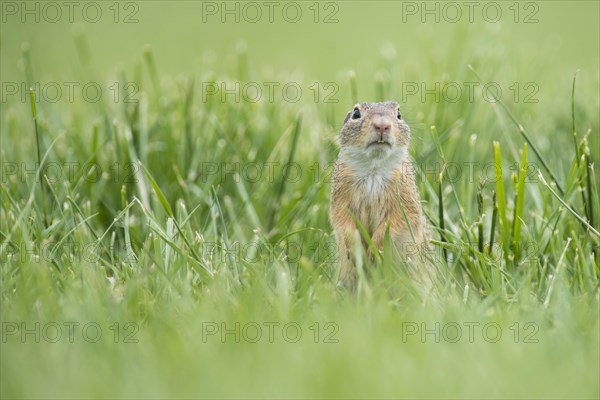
397,110,402,120
352,108,361,119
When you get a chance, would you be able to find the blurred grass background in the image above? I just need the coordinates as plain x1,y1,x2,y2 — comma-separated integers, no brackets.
1,1,599,399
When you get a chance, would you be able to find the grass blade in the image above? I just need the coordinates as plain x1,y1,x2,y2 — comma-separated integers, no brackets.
538,172,600,238
430,126,472,243
268,113,303,231
512,143,528,260
29,88,48,228
438,174,448,262
138,161,174,218
488,191,497,256
543,237,571,308
477,182,484,254
350,213,382,264
493,142,509,264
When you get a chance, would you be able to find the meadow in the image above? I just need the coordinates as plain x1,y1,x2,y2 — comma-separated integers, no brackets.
1,1,599,398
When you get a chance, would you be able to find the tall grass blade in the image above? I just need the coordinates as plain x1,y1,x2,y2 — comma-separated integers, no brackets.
350,213,382,264
138,161,173,218
438,174,448,262
543,237,571,308
488,191,497,256
477,182,484,254
430,126,472,243
268,113,302,231
538,172,599,237
512,143,528,261
570,71,590,226
493,142,509,264
29,88,47,228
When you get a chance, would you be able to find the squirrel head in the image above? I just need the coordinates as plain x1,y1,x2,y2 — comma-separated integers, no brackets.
338,101,410,161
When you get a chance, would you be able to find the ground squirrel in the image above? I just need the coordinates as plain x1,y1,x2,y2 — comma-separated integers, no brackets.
330,101,430,287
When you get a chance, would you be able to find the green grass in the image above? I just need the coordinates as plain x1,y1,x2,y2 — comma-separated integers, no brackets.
1,2,600,399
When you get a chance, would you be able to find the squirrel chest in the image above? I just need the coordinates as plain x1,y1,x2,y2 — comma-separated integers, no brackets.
343,156,405,235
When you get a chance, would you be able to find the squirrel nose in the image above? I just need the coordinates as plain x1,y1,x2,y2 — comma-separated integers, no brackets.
372,117,391,134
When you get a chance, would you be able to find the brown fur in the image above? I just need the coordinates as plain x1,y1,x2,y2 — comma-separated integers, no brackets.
330,102,430,287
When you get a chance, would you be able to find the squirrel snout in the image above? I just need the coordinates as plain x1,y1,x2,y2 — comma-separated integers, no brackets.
372,116,391,134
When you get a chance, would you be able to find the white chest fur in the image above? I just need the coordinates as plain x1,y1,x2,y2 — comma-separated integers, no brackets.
341,146,407,200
